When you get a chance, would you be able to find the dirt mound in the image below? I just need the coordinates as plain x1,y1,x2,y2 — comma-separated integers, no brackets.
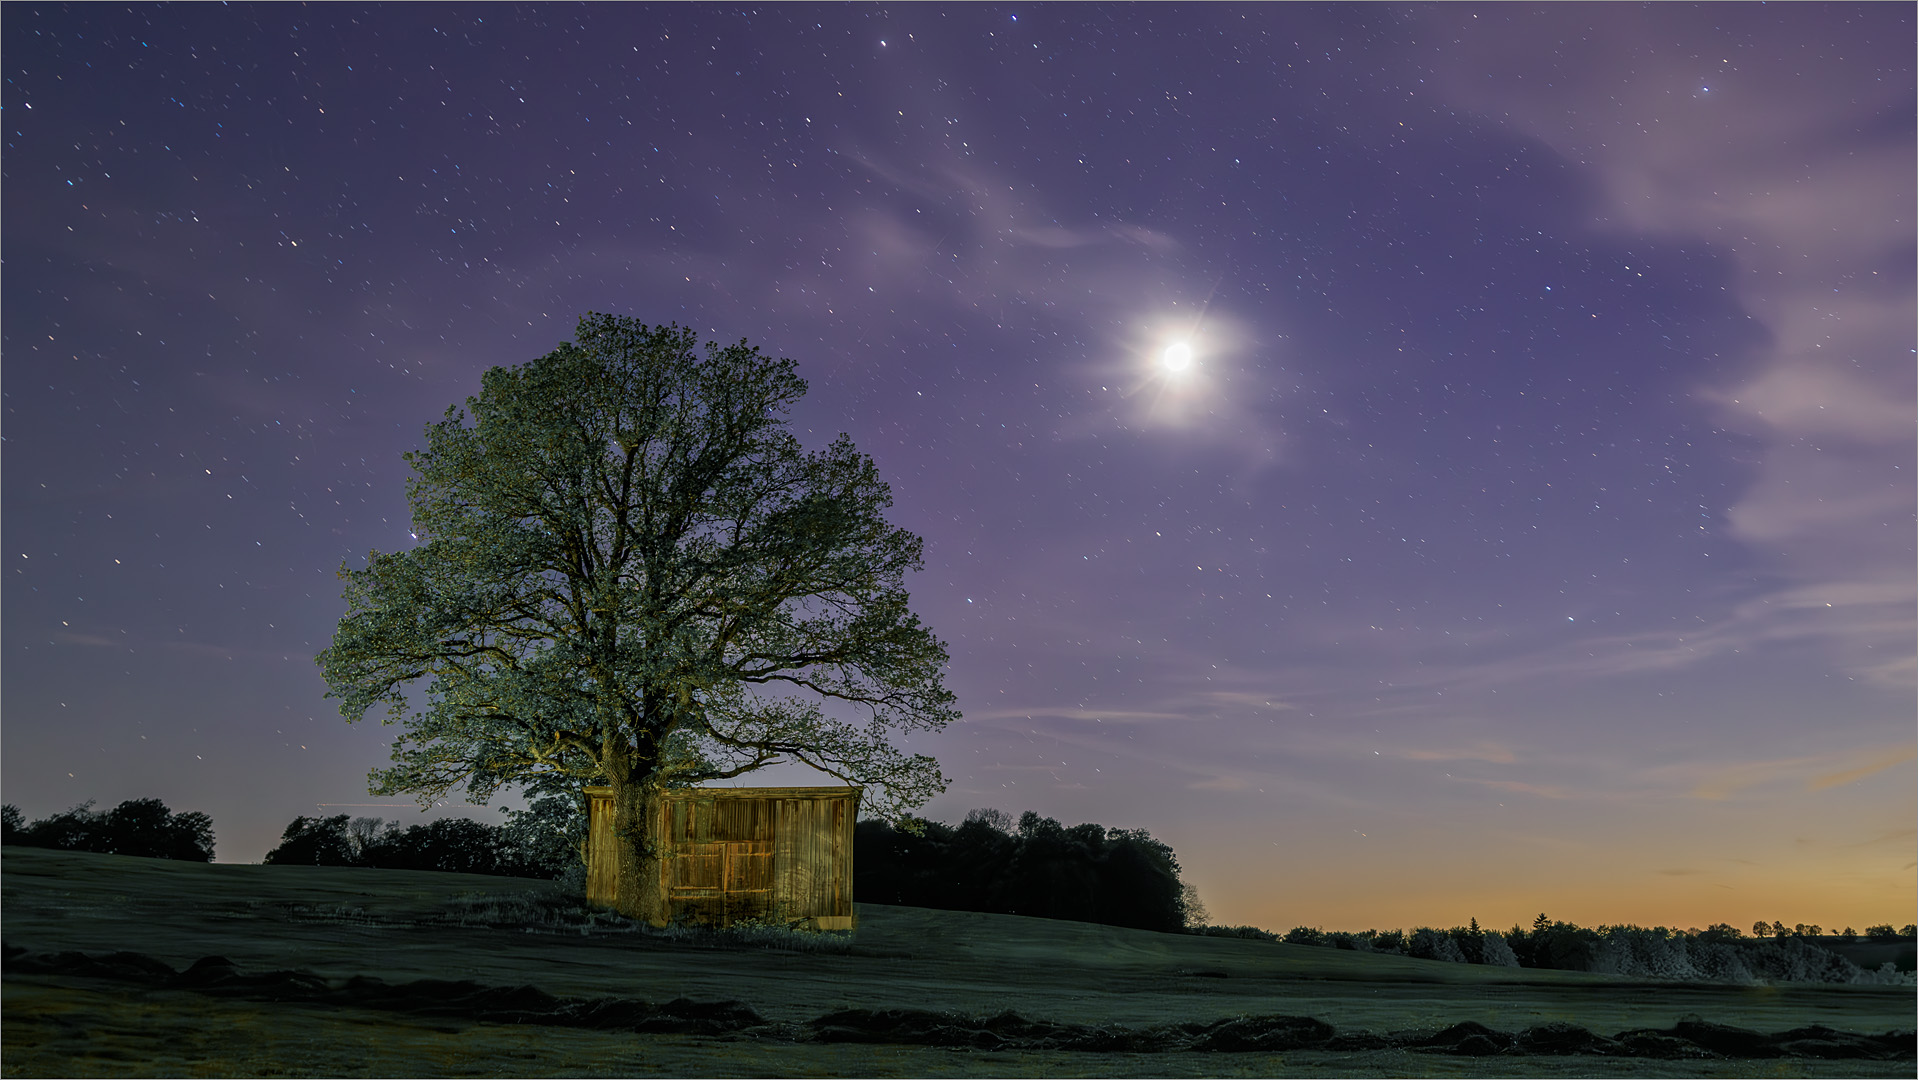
1514,1020,1624,1055
6,945,1912,1059
4,944,764,1036
809,1007,1168,1051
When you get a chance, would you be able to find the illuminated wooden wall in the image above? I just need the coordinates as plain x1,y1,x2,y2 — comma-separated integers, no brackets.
585,785,859,929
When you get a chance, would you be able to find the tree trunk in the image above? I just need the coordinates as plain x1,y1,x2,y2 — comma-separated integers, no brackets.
609,778,669,926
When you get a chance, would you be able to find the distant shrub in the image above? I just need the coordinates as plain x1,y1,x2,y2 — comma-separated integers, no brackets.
1282,925,1326,946
1864,924,1900,943
1591,926,1702,980
1370,929,1406,954
1480,930,1520,967
1326,930,1374,951
1742,935,1870,984
1169,909,1909,987
1194,924,1279,942
1447,921,1486,964
2,798,214,861
1408,928,1467,963
1527,920,1600,971
1690,940,1756,983
1860,962,1914,985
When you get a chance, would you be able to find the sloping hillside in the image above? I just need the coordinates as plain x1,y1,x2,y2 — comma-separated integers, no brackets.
3,847,1911,1077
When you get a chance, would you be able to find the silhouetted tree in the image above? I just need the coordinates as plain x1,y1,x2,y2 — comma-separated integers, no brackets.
1529,920,1599,970
854,808,1186,932
263,810,573,880
5,798,214,861
265,815,361,866
367,818,503,874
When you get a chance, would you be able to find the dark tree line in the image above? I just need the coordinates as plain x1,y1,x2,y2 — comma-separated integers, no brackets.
1260,914,1915,985
263,799,579,880
2,799,215,862
855,808,1192,933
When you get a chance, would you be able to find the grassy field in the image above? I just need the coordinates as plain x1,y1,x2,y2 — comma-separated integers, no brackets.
3,846,1911,1077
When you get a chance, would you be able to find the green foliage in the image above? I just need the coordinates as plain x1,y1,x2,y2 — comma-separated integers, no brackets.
2,798,214,861
1283,925,1326,946
317,315,955,820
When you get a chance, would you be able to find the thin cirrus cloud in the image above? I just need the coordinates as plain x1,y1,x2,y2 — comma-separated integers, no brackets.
1401,743,1519,765
1684,743,1917,801
1808,745,1918,792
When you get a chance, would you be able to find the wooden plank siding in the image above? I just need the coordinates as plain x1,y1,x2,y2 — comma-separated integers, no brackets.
584,785,859,929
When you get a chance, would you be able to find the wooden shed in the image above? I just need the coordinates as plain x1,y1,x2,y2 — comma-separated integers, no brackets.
583,785,859,929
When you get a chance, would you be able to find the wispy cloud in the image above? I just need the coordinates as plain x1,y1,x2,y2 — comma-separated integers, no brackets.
1450,776,1572,800
1404,743,1518,765
1689,757,1815,801
1679,743,1916,801
1417,4,1916,690
962,705,1193,725
1809,745,1917,791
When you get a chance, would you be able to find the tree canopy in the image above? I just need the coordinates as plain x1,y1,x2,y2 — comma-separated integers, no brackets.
317,315,956,918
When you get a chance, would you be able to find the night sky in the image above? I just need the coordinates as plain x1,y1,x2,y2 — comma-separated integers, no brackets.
5,4,1912,933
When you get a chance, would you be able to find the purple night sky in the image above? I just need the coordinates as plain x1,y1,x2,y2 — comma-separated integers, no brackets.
5,4,1912,931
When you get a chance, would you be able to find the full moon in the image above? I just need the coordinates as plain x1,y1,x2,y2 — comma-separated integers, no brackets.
1162,341,1194,372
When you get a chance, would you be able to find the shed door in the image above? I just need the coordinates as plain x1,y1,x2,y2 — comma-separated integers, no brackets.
667,840,773,924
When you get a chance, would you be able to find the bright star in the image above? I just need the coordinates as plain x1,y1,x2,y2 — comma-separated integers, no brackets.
1162,342,1194,373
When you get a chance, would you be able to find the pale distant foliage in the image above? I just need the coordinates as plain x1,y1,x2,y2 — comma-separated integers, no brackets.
1408,928,1467,963
1479,930,1520,968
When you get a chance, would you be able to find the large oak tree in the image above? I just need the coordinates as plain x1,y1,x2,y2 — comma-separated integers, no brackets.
318,314,956,922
